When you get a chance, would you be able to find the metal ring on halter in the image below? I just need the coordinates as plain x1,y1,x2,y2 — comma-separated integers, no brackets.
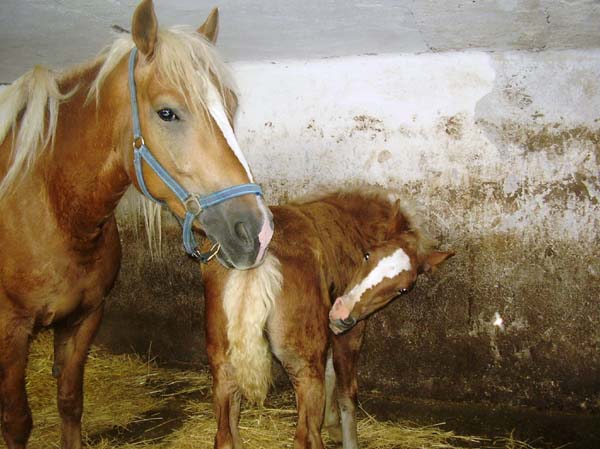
184,195,203,216
132,136,145,150
193,241,221,263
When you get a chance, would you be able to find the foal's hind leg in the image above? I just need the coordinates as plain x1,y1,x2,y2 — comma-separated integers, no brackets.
270,327,328,448
323,349,342,443
211,364,243,449
53,304,103,449
279,357,326,449
0,312,34,449
205,282,243,449
331,320,367,449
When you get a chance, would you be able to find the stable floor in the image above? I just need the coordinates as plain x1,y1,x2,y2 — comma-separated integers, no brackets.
10,332,599,449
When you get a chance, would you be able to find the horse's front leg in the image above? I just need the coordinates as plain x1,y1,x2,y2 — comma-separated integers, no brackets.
0,310,34,449
331,320,367,449
53,304,103,449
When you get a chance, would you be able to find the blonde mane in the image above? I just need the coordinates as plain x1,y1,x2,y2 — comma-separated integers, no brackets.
0,25,235,201
0,66,69,198
0,25,237,251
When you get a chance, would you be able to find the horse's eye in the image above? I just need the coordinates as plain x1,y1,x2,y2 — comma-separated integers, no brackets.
157,108,179,122
364,252,370,261
397,288,409,295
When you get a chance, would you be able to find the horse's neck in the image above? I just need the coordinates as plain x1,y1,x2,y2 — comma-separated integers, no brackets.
47,59,131,238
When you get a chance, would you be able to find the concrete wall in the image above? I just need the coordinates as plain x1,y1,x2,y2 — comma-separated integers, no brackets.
97,48,600,411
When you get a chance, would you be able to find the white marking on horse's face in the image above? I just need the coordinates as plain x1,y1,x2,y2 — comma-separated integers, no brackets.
205,83,273,266
346,248,412,308
205,83,254,182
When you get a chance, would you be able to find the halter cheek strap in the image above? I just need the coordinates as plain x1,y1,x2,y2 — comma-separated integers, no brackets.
128,47,263,262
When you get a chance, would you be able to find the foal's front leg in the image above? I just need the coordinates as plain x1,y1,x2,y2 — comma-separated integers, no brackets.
53,304,104,449
331,320,367,449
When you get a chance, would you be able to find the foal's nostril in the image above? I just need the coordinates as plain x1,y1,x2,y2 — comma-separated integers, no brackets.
234,221,252,246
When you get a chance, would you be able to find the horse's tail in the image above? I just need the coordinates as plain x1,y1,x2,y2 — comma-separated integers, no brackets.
222,253,283,405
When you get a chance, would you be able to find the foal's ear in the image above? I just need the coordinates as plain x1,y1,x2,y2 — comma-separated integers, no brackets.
198,7,219,44
132,0,158,57
420,251,454,273
385,199,403,238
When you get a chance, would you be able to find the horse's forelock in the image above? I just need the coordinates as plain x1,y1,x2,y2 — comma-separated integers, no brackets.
88,26,235,119
152,27,235,117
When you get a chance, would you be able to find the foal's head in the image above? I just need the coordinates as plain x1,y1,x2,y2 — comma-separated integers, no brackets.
329,201,453,334
103,0,273,268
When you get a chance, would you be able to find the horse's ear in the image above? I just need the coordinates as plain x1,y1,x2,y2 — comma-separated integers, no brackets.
132,0,158,57
420,251,454,273
198,7,219,44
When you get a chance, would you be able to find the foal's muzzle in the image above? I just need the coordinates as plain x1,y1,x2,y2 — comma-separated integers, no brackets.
329,316,357,335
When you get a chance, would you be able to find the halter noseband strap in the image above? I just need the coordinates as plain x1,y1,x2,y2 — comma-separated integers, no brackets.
128,47,263,262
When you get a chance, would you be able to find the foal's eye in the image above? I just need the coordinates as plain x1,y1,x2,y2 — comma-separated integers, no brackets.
364,252,370,261
397,288,409,295
157,108,179,122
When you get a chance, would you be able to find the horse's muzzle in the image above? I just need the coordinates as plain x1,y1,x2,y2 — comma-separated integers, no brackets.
199,195,274,270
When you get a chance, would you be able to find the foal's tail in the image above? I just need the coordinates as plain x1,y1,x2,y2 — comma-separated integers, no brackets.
222,253,283,405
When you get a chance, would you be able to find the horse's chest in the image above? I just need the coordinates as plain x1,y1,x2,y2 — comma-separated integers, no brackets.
2,223,121,326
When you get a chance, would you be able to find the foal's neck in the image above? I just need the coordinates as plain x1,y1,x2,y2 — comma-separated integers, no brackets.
302,203,368,298
48,58,132,241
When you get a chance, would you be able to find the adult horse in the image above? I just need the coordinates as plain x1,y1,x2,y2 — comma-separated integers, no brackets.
0,1,273,448
203,191,452,449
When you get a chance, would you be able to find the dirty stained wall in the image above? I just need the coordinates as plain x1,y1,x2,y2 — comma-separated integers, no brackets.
98,48,600,412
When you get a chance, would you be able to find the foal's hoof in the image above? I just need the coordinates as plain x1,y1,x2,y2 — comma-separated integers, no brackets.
52,364,61,378
324,424,343,443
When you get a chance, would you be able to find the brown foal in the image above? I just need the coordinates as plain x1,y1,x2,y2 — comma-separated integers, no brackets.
203,191,453,449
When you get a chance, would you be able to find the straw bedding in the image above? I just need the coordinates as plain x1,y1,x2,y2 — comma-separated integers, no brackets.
17,332,540,449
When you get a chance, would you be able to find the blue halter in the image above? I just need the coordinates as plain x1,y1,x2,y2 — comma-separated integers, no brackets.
128,47,263,262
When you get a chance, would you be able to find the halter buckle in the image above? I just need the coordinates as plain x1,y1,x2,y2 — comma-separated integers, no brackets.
132,136,145,150
184,195,203,216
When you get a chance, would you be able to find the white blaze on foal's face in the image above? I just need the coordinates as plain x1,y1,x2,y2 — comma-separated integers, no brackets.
348,248,411,309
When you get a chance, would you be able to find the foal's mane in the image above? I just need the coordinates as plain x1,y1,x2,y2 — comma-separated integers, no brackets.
0,26,235,199
298,188,436,259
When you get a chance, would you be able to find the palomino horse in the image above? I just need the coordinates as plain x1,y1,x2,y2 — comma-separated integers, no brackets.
0,1,273,448
203,191,453,449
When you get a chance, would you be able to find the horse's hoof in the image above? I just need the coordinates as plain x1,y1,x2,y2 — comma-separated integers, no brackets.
52,364,61,378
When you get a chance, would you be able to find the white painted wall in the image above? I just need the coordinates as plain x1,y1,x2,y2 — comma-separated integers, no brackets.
233,51,600,243
2,0,600,82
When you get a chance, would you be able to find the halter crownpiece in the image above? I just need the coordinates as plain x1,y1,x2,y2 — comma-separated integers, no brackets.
128,47,263,262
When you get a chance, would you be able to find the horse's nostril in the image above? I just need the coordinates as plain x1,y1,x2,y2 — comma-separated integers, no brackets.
234,221,252,245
